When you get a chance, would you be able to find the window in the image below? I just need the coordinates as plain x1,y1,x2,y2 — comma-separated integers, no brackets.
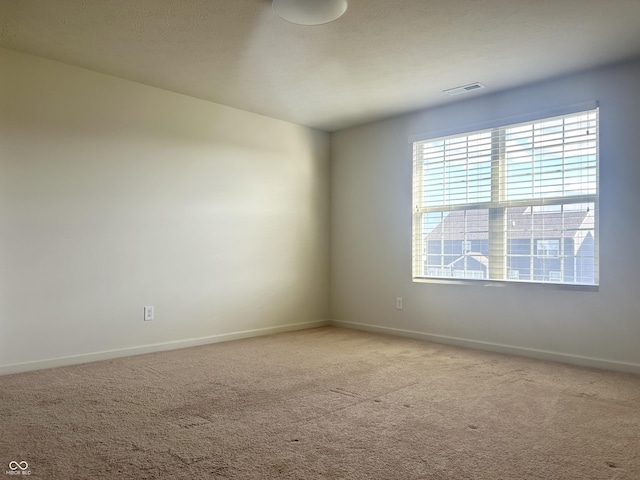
548,271,562,282
412,108,598,286
536,239,560,258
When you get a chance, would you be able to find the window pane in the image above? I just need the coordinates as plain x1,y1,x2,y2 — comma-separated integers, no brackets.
505,203,596,284
504,113,597,202
421,210,489,279
417,132,492,207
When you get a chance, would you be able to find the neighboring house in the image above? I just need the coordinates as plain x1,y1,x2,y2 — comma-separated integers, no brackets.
424,206,595,283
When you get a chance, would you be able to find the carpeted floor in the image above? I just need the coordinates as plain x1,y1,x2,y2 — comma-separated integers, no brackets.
1,326,639,479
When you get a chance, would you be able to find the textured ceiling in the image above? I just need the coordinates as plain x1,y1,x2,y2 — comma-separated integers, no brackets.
2,0,640,132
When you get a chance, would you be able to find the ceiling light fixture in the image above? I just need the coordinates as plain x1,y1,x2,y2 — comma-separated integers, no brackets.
272,0,348,26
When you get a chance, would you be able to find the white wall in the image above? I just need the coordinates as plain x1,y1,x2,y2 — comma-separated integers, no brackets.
0,48,330,372
331,58,640,373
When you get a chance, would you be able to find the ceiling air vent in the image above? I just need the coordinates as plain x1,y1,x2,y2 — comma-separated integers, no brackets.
443,82,486,96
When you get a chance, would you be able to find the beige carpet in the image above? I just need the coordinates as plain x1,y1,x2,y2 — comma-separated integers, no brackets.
1,326,639,479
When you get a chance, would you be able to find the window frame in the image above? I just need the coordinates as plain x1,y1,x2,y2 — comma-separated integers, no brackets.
411,105,599,290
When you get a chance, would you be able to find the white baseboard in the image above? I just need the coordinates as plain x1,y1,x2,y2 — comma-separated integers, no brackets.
0,320,329,376
331,320,640,375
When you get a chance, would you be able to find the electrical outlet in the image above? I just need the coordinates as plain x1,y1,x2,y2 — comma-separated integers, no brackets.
144,306,154,321
396,297,403,310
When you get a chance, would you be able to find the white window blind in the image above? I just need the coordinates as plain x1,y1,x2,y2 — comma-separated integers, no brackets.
412,108,598,285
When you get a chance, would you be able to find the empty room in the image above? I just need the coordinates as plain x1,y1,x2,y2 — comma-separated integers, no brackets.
1,1,640,478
